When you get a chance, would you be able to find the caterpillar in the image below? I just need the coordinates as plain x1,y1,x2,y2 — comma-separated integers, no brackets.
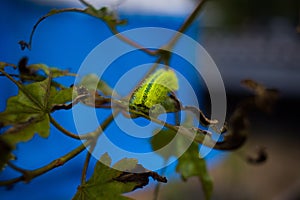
129,68,179,117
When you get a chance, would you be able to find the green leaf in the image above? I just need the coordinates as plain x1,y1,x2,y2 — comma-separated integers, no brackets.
78,74,117,97
48,87,77,111
0,116,50,146
0,77,74,171
176,142,213,200
151,115,213,200
0,78,75,126
151,115,195,161
176,116,213,200
0,78,51,126
151,128,183,161
73,153,167,200
72,153,136,200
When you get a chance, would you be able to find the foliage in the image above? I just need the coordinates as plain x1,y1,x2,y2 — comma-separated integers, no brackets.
73,153,166,200
0,0,278,199
151,115,213,200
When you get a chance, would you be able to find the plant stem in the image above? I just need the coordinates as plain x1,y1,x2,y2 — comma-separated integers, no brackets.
0,69,43,108
49,114,82,140
78,111,118,185
153,164,167,200
7,162,29,175
0,141,90,187
0,62,17,69
165,0,208,51
22,8,86,50
0,111,118,187
81,141,96,184
109,26,157,56
78,111,117,139
21,6,155,56
53,112,117,186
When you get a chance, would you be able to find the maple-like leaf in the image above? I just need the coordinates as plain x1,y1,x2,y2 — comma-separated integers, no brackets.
73,153,167,200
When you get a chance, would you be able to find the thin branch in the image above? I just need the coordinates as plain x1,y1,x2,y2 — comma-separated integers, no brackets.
165,0,208,50
153,179,162,200
79,0,94,8
81,141,96,184
122,107,243,151
109,26,157,56
0,69,42,108
49,114,81,140
19,8,85,50
0,141,90,187
153,164,167,200
102,96,245,150
0,110,119,187
50,94,89,112
0,177,23,187
20,6,156,56
7,162,29,175
50,106,117,140
183,106,219,126
79,110,118,139
80,112,119,184
0,74,19,78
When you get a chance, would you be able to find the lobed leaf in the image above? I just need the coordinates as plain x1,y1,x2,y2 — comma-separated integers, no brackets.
0,77,76,126
0,116,50,146
49,87,77,111
0,78,51,126
0,77,75,171
73,153,166,200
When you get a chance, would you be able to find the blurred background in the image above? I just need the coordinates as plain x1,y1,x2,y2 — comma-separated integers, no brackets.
0,0,300,199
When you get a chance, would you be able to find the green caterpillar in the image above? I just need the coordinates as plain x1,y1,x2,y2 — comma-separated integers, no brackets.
129,68,179,118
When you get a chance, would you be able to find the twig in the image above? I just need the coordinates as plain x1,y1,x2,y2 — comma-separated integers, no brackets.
183,106,218,126
79,111,118,184
7,162,29,175
0,111,117,187
49,115,81,140
20,6,155,56
20,8,85,50
0,141,90,187
165,0,208,51
0,62,17,69
153,164,167,200
79,110,119,139
109,26,157,56
81,141,96,184
50,94,89,112
0,69,43,108
0,74,19,78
